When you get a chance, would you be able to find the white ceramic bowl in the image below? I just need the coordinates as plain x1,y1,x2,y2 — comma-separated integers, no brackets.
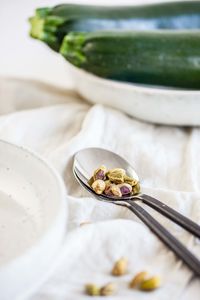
65,62,200,126
0,140,67,300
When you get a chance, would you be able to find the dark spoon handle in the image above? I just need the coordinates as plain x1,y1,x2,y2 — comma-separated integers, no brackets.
126,200,200,277
136,194,200,238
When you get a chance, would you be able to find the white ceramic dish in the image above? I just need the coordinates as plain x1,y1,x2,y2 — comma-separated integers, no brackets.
65,62,200,126
0,140,67,300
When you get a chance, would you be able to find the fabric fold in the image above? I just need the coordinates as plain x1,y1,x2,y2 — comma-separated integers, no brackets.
0,78,199,299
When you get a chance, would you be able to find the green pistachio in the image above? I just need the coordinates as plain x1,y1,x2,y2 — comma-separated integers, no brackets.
93,165,107,180
85,284,100,296
124,175,138,186
132,182,140,195
111,184,122,197
92,179,106,194
100,283,117,296
111,257,128,276
129,271,149,288
139,275,161,291
107,168,126,184
88,176,94,186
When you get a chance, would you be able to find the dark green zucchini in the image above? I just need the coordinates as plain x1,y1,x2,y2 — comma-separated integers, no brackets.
29,1,200,51
60,30,200,90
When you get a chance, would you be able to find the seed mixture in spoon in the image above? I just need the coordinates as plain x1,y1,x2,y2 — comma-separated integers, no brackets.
88,166,140,197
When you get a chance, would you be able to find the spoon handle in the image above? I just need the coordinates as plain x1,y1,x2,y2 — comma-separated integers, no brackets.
137,194,200,238
126,201,200,276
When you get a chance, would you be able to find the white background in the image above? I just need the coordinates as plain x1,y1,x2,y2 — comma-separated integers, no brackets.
0,0,176,88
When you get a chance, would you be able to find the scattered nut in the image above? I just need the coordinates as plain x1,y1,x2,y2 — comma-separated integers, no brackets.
100,283,116,296
112,257,128,276
139,275,161,291
85,284,100,296
107,168,126,184
92,179,106,194
124,175,138,186
129,271,149,288
94,165,107,180
118,183,132,195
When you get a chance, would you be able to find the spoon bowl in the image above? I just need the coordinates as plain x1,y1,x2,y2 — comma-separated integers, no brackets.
73,166,131,204
73,147,139,188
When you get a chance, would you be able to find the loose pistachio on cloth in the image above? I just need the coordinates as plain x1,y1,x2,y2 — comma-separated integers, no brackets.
111,257,128,276
100,283,117,296
85,282,116,296
129,272,161,291
85,284,100,296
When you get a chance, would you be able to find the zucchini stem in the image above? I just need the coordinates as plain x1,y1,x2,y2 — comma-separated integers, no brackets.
29,15,64,51
60,33,87,66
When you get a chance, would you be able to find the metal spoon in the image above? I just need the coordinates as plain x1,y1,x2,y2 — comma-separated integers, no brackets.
73,147,200,276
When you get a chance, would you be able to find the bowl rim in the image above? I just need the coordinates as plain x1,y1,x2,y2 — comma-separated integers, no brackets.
67,60,200,96
0,138,67,269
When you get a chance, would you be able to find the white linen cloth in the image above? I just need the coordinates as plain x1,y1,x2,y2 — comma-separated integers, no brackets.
0,77,199,299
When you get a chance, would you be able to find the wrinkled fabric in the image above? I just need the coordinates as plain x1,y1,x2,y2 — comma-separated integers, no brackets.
0,78,199,300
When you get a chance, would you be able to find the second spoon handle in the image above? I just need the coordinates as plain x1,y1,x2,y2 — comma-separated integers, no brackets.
136,194,200,239
126,200,200,277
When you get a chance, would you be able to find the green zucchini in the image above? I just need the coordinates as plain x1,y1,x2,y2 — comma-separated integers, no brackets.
60,30,200,90
29,1,200,51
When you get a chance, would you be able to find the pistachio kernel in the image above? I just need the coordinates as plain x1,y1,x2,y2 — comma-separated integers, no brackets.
118,183,132,195
139,275,161,291
132,182,140,195
129,271,149,288
100,283,117,296
88,176,94,187
104,181,113,196
111,185,122,197
94,165,107,181
85,284,100,296
104,180,112,188
92,179,106,194
111,257,128,276
124,175,138,186
107,168,126,184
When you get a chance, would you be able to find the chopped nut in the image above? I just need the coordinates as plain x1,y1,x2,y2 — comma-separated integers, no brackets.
132,182,140,195
92,180,106,194
94,165,107,181
111,257,128,276
129,271,149,288
139,275,161,291
104,181,123,197
124,175,138,186
89,166,140,199
104,181,113,196
118,183,132,195
100,283,116,296
85,284,100,296
88,176,94,186
107,168,126,184
111,185,122,197
105,180,112,189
